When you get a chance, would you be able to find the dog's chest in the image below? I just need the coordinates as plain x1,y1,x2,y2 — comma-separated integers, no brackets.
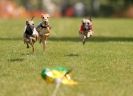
25,27,33,35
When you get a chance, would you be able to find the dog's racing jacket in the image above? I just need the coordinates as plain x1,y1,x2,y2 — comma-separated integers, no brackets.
36,22,51,29
79,24,92,33
37,22,51,30
24,26,38,38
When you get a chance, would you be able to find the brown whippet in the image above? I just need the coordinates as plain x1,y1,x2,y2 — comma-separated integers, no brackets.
36,14,51,51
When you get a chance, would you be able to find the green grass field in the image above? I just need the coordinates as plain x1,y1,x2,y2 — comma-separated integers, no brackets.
0,18,133,96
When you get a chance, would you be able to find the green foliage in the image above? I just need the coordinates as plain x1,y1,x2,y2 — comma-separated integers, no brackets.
14,0,133,16
0,18,133,96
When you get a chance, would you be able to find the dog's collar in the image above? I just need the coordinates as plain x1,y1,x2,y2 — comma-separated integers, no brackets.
41,24,47,28
40,24,49,28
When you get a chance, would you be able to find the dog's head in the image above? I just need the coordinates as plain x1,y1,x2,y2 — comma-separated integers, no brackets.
82,18,92,31
41,14,50,27
25,19,35,31
82,18,92,25
41,14,50,22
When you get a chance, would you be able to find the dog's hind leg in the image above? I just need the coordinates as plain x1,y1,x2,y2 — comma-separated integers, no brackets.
39,39,42,43
39,35,42,43
42,36,48,51
30,42,34,53
82,36,86,45
42,40,46,51
26,43,30,48
83,39,86,45
32,44,34,53
30,38,35,53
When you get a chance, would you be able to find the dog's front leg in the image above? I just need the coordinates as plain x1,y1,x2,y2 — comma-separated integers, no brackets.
31,44,34,53
42,40,46,51
42,36,48,51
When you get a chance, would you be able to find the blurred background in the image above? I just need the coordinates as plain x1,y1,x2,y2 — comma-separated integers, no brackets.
0,0,133,18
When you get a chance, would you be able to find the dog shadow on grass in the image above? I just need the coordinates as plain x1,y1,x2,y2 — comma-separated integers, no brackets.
21,53,31,56
0,37,21,41
0,36,133,42
65,53,79,57
8,58,24,62
49,36,133,42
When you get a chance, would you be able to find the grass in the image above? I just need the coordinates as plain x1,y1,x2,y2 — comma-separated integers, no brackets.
0,18,133,96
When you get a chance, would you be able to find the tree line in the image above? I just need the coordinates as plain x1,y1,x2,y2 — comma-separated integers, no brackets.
15,0,133,17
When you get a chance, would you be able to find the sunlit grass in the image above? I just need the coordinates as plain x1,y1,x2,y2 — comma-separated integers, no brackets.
0,18,133,96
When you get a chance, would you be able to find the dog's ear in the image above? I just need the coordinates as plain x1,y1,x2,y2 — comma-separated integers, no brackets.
26,20,29,25
31,16,35,20
89,16,92,21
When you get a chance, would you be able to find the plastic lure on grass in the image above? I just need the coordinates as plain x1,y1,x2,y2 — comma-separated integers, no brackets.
41,67,77,96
